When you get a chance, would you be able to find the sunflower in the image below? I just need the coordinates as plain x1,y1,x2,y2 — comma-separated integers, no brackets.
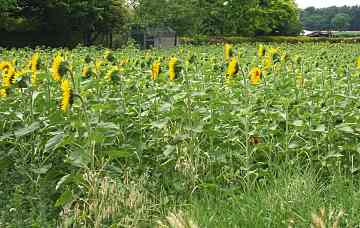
264,55,272,71
249,67,261,85
296,72,304,88
168,57,178,81
226,57,239,78
51,54,68,81
151,61,161,81
258,45,266,59
82,65,96,79
0,61,16,88
31,53,40,86
0,89,7,97
0,61,15,77
13,70,25,85
120,58,129,66
60,79,73,112
357,56,360,69
95,59,104,74
106,67,122,82
224,43,233,63
104,50,115,62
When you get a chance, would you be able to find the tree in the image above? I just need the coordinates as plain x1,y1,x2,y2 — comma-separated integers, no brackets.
0,0,129,46
132,0,301,36
331,13,351,31
255,0,302,35
301,5,360,31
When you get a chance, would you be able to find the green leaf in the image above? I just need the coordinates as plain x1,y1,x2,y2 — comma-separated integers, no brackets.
292,120,304,127
288,143,299,149
67,150,90,168
14,122,41,137
151,118,169,129
31,163,52,174
160,102,172,112
45,133,64,152
313,124,326,132
337,124,354,134
164,145,176,156
325,153,344,159
97,122,119,130
55,190,73,207
107,149,133,160
0,157,12,170
32,91,42,108
56,174,71,191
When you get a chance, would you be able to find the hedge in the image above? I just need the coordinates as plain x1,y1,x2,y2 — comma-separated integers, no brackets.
179,35,360,45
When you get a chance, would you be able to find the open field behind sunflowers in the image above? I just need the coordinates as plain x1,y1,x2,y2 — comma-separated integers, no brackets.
1,43,360,227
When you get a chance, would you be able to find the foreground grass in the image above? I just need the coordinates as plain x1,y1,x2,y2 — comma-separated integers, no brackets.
188,166,360,227
2,164,359,227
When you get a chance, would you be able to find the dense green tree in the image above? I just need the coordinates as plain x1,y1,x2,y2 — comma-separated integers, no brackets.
0,0,129,46
132,0,301,36
301,5,360,31
1,0,305,47
331,13,351,31
254,0,302,35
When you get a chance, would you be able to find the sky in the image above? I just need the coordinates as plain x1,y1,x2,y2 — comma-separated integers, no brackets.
295,0,359,9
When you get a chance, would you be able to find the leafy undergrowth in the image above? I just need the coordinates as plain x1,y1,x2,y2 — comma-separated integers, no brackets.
188,167,360,227
1,43,360,227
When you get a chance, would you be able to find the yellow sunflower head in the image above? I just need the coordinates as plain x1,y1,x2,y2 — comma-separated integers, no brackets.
224,43,233,63
249,67,262,85
168,57,178,81
106,67,122,83
0,61,16,88
264,55,272,71
258,45,266,59
51,54,68,81
95,59,105,73
82,65,96,79
31,53,40,74
0,61,15,77
0,88,7,97
120,58,129,66
30,53,41,86
151,61,161,81
226,57,239,78
357,56,360,69
60,79,73,112
104,50,115,62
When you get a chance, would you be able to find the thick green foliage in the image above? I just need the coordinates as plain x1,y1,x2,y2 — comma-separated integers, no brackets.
0,43,360,226
301,6,360,31
133,0,302,36
0,0,129,47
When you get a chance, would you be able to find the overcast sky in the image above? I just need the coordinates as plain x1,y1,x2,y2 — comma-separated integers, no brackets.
295,0,359,9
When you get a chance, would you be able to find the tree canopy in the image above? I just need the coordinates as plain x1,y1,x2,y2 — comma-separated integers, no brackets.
301,6,360,31
0,0,302,47
132,0,302,36
0,0,129,47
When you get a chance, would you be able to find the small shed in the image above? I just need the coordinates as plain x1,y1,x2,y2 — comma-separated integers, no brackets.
130,26,177,49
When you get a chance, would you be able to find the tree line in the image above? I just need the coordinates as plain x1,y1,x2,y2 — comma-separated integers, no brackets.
301,6,360,31
1,0,302,47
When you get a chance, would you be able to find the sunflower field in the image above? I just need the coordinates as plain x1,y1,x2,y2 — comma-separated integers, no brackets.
1,43,360,227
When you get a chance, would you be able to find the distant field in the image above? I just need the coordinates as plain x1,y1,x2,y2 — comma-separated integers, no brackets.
1,43,360,227
180,35,360,45
334,31,360,38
